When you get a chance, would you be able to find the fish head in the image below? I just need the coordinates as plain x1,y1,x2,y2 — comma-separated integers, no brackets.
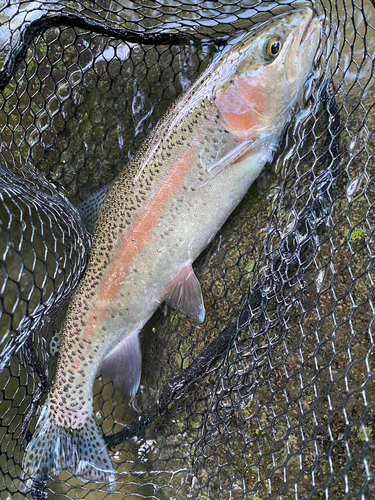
215,8,321,141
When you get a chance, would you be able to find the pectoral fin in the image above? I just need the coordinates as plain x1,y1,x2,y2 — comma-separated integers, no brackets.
164,264,205,323
99,331,142,397
202,139,256,186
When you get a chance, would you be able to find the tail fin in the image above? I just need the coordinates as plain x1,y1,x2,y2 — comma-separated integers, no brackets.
22,400,116,490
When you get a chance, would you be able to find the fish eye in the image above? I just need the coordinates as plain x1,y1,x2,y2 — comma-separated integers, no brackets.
265,37,282,61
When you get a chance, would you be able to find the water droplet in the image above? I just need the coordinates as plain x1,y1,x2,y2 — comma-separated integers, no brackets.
315,268,326,294
117,124,124,149
112,450,124,462
346,173,364,202
348,128,365,154
349,137,357,152
95,411,102,421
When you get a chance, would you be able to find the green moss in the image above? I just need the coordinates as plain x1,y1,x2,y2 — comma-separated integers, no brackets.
341,198,350,212
1,86,15,99
26,59,37,74
36,41,48,59
358,426,372,442
245,260,256,273
209,43,219,55
170,313,179,327
341,130,350,143
68,1,81,9
182,356,191,370
175,422,185,432
190,415,202,429
322,461,331,474
30,102,40,115
345,227,366,242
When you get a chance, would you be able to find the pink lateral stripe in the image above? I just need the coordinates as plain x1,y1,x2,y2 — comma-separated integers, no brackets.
82,141,198,341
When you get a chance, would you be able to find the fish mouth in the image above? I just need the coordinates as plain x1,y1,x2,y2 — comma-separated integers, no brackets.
282,8,321,85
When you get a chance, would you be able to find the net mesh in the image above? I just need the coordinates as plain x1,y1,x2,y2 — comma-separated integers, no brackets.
0,0,374,499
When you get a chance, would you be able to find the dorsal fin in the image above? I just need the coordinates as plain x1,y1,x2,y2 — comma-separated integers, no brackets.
78,182,112,234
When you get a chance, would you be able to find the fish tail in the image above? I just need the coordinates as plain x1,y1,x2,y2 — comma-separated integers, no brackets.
22,399,115,490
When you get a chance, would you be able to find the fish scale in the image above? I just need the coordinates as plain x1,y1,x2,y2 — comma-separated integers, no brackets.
22,7,321,490
49,102,232,429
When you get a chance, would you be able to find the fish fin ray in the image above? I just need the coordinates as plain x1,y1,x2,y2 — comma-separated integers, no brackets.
202,139,256,186
164,264,205,323
78,182,112,234
100,331,142,397
21,400,116,491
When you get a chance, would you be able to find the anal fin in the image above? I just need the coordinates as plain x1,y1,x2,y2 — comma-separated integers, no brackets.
100,332,142,397
164,264,205,323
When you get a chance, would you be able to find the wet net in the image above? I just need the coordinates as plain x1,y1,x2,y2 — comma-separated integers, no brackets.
0,0,374,498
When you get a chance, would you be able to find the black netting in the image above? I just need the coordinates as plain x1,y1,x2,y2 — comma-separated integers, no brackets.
0,0,374,499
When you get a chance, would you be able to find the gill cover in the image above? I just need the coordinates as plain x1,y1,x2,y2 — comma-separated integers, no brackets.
214,8,320,142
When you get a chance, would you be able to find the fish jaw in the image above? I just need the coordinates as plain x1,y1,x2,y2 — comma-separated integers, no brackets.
283,9,321,85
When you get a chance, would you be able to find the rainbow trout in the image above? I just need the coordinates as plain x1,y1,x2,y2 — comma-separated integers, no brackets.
22,8,320,488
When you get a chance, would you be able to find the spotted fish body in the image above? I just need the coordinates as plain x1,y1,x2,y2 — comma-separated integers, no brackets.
23,8,320,488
